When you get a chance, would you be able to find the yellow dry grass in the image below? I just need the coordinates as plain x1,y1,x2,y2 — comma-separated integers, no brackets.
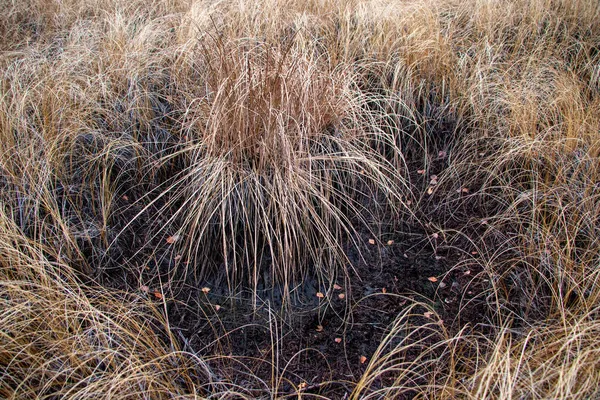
1,0,599,398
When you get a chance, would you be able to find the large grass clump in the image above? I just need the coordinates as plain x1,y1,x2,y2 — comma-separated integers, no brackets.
158,36,403,296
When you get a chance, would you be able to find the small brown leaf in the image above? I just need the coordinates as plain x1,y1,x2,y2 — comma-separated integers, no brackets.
153,291,163,299
382,287,387,293
334,337,342,343
201,287,211,294
333,284,343,290
298,382,307,390
463,270,471,276
417,169,425,175
431,233,439,239
471,251,478,255
122,195,129,201
316,292,325,298
214,304,221,311
316,325,324,332
428,276,438,282
439,282,447,289
368,239,376,245
427,187,434,195
424,311,434,319
140,285,149,293
166,235,180,244
387,240,394,245
338,293,345,299
462,188,470,193
360,355,367,364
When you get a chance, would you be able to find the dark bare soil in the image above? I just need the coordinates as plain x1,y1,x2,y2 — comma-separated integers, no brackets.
91,144,496,399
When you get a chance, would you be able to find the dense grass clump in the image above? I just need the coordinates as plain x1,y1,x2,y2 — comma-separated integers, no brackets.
1,0,600,398
158,37,404,297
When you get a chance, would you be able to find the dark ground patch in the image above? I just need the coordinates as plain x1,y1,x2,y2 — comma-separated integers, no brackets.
92,145,495,399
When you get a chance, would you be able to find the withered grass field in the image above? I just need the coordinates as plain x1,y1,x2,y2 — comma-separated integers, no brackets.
1,0,600,398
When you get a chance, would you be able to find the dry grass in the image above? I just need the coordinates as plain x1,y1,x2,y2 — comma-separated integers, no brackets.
1,0,600,398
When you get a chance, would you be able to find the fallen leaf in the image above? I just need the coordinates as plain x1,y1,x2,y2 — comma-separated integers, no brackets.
368,239,376,245
122,195,129,201
338,293,345,299
417,169,425,175
403,253,408,258
462,188,470,193
428,276,438,282
463,270,471,276
387,240,394,245
406,200,412,206
382,287,387,293
471,251,478,255
298,382,307,390
140,285,149,293
427,187,434,195
333,284,343,290
166,235,180,244
174,254,182,261
360,355,367,364
153,291,163,299
316,325,324,332
438,150,447,158
432,233,439,239
201,287,211,294
439,282,447,289
424,311,434,319
334,337,342,343
214,304,221,311
316,292,325,298
430,175,438,180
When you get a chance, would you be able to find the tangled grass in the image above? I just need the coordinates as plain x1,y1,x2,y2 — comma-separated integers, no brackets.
1,0,600,398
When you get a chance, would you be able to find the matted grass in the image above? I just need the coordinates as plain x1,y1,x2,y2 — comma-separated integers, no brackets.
1,0,600,398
